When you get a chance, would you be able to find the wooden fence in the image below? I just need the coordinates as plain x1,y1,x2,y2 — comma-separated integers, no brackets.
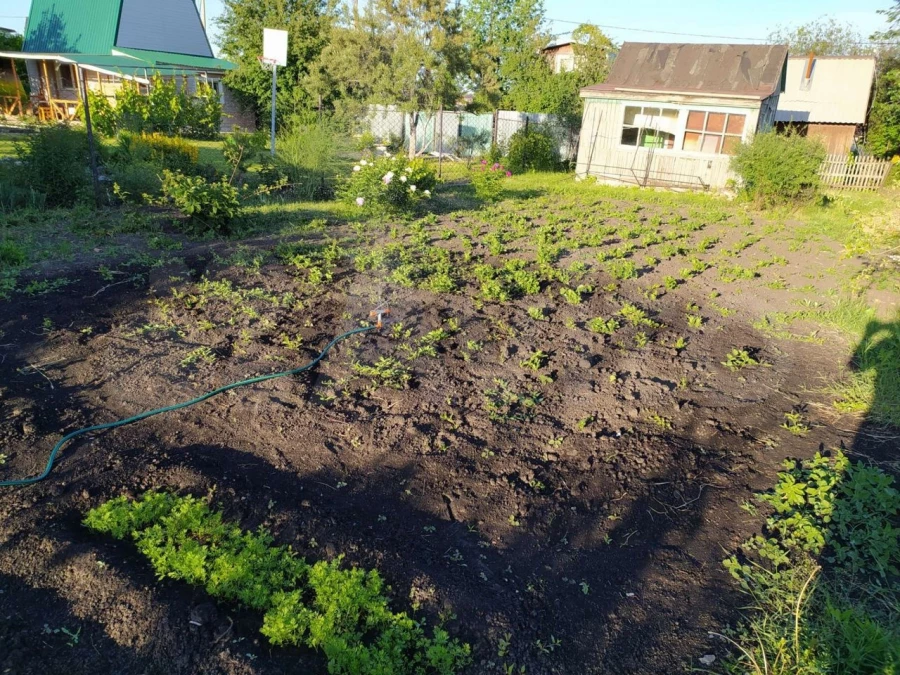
819,154,893,191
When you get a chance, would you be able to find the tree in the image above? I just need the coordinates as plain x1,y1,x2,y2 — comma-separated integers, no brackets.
872,1,900,41
462,0,549,111
571,24,616,87
216,0,336,124
0,31,29,96
501,23,616,127
311,0,466,157
767,17,869,56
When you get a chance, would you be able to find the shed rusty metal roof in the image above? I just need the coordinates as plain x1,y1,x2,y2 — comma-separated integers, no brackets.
582,42,789,100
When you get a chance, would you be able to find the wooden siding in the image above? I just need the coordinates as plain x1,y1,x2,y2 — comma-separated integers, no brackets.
576,97,761,189
808,124,856,154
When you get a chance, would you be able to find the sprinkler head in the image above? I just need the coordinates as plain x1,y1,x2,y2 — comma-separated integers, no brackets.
369,306,391,329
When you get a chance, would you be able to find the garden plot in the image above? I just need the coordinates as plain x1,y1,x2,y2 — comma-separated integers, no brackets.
0,181,896,674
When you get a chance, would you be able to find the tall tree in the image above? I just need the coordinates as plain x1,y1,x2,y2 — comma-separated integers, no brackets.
872,1,900,41
571,24,616,87
311,0,467,157
462,0,549,111
767,17,869,56
216,0,336,123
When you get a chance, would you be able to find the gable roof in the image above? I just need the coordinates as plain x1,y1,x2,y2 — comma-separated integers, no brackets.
775,56,876,125
582,42,789,100
23,0,221,65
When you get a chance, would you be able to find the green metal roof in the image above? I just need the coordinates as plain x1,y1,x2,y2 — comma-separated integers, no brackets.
113,47,234,71
21,0,234,72
23,0,121,54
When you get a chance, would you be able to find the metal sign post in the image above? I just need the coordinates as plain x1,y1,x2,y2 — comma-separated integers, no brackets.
270,63,277,157
262,28,289,158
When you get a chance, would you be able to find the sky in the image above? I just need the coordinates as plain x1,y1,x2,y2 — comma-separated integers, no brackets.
0,0,892,53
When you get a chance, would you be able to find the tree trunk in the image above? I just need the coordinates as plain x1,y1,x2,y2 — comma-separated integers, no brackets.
408,111,417,159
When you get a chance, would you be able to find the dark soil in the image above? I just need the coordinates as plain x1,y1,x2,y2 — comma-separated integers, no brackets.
0,195,892,675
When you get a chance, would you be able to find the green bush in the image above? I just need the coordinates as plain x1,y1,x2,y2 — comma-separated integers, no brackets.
0,239,26,268
109,160,161,203
340,155,436,215
223,128,267,175
84,492,470,675
161,170,241,235
730,131,827,205
505,127,559,174
17,125,90,207
277,123,342,200
470,161,510,202
103,75,222,139
77,90,118,137
114,132,199,174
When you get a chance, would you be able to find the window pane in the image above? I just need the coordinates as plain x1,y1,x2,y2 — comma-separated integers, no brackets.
722,136,741,155
706,113,726,133
661,108,679,120
686,111,706,131
700,135,721,154
726,114,746,135
621,127,639,146
623,106,641,126
643,107,661,120
641,129,675,149
683,131,702,151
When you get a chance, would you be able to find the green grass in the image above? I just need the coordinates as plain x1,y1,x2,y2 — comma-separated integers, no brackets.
755,298,899,427
0,133,26,159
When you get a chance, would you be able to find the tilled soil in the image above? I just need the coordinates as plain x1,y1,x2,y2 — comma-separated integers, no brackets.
0,195,892,675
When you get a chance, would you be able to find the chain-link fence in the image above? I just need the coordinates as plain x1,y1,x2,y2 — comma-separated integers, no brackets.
356,105,578,165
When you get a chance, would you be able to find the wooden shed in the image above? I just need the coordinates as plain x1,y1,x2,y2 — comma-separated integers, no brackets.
576,42,788,190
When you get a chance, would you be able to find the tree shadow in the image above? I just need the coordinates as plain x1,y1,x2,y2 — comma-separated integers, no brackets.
847,316,900,462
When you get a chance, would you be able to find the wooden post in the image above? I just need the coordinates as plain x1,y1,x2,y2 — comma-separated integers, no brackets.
78,67,103,207
40,60,52,112
10,57,24,115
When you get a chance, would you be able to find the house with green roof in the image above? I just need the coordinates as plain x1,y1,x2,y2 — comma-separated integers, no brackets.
0,0,254,130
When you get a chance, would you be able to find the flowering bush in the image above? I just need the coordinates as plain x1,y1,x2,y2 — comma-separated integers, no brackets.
470,161,511,202
341,155,436,214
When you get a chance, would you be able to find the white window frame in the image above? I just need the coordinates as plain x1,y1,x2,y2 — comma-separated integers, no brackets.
617,101,756,158
618,104,681,151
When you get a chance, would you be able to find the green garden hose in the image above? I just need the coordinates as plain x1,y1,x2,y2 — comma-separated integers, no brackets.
0,324,377,488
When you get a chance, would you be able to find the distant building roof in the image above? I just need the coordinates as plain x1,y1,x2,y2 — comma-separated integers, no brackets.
775,56,876,125
581,42,788,100
0,27,16,35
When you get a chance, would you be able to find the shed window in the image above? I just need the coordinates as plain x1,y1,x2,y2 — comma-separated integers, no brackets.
621,105,678,149
683,111,745,155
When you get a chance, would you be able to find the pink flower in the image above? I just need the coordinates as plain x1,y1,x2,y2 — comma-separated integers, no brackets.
481,159,487,165
505,171,511,177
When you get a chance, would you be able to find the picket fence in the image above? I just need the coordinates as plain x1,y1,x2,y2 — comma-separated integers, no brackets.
819,154,893,191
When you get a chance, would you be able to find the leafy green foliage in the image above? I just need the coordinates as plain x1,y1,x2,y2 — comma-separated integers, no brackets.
474,260,541,301
16,125,90,208
721,452,900,675
519,349,549,371
341,155,436,215
505,127,560,174
161,171,242,235
99,76,221,139
276,123,342,200
587,317,619,335
868,65,900,157
352,357,412,389
722,348,759,371
470,161,510,202
223,128,268,175
84,492,469,675
484,379,542,422
731,131,827,206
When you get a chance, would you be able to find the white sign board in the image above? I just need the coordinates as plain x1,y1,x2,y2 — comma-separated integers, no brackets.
263,28,289,67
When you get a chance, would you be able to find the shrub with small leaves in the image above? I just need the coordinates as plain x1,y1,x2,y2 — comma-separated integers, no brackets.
161,170,241,235
470,161,510,202
341,155,436,215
